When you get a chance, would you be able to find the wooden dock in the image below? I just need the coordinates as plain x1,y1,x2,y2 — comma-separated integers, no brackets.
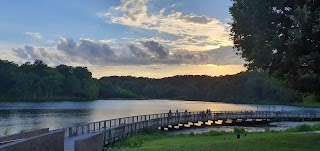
62,110,320,150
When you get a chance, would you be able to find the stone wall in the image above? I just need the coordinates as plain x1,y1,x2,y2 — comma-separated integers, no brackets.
74,132,104,151
0,130,64,151
0,128,49,144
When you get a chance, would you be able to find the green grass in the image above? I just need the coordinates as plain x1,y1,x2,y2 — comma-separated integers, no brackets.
109,125,320,151
285,124,320,132
110,133,320,151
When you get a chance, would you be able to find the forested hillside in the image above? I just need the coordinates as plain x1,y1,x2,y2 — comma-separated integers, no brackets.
99,72,302,103
0,59,303,104
0,59,98,101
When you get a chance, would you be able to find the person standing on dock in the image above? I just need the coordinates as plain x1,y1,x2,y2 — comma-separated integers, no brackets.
208,109,212,118
169,110,172,117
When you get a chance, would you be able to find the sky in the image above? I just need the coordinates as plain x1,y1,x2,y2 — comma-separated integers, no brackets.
0,0,246,78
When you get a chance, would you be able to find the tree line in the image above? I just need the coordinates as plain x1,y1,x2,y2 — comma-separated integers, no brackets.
99,71,303,104
0,59,309,104
0,59,98,101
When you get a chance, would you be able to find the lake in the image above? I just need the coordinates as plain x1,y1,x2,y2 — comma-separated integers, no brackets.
0,100,318,133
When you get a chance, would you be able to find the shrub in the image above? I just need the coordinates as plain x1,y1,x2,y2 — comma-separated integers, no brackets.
188,132,195,136
233,127,246,134
202,130,228,136
0,127,11,136
286,124,312,132
112,130,167,148
311,124,320,131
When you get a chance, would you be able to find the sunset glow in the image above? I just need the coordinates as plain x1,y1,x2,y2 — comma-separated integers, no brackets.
0,0,245,78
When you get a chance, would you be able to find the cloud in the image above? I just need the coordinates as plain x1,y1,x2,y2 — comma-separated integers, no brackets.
127,44,151,58
100,0,232,51
159,8,165,16
12,38,244,67
170,46,245,65
140,41,169,59
114,0,147,22
12,45,68,65
56,37,115,65
23,32,43,39
178,14,213,24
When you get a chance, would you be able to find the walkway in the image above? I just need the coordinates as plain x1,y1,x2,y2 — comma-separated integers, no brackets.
62,110,320,150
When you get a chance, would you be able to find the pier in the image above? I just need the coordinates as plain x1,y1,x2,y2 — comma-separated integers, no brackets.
1,110,320,151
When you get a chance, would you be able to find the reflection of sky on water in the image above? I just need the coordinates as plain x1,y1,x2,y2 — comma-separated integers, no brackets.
0,100,318,133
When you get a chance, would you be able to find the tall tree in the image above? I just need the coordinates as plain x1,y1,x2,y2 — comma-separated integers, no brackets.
230,0,320,99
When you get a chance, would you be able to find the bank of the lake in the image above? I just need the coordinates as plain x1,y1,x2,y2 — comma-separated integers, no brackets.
109,124,320,151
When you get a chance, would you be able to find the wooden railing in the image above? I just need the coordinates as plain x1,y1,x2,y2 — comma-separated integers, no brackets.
63,111,200,138
62,110,320,139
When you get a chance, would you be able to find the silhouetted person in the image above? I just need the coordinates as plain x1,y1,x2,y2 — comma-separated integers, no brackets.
169,110,172,116
237,132,240,139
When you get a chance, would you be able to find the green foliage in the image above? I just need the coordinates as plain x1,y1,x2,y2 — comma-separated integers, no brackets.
188,132,195,137
112,130,167,148
202,130,228,136
0,127,12,136
19,129,30,133
303,93,317,104
109,126,320,151
0,59,98,101
285,124,320,132
233,127,246,134
230,0,320,99
0,59,305,104
98,71,302,104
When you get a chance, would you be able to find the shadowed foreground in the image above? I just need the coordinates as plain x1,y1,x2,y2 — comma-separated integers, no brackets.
110,132,320,151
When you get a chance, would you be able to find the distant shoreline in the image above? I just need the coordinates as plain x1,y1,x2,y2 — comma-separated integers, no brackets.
0,98,319,108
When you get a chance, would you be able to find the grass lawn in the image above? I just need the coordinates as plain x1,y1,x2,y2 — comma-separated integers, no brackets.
109,125,320,151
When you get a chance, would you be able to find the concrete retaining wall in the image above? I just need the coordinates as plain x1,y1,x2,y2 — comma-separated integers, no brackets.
74,132,104,151
0,128,49,144
0,130,64,151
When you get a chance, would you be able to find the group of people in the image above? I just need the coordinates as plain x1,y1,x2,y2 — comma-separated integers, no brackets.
168,109,189,116
236,133,247,139
198,109,212,118
168,109,213,117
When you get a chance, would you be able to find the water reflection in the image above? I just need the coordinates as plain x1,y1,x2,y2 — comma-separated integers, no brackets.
0,100,318,133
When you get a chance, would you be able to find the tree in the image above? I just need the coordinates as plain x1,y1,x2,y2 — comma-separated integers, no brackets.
42,68,64,98
0,60,17,97
230,0,320,99
66,75,81,98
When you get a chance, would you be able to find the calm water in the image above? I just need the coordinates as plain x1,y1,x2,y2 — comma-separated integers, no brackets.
0,100,317,133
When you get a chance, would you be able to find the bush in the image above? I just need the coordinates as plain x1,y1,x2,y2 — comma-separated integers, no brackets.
0,127,11,136
311,124,320,131
264,127,278,133
233,127,246,134
112,130,167,148
303,94,317,104
286,124,312,132
188,132,195,136
202,130,228,136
